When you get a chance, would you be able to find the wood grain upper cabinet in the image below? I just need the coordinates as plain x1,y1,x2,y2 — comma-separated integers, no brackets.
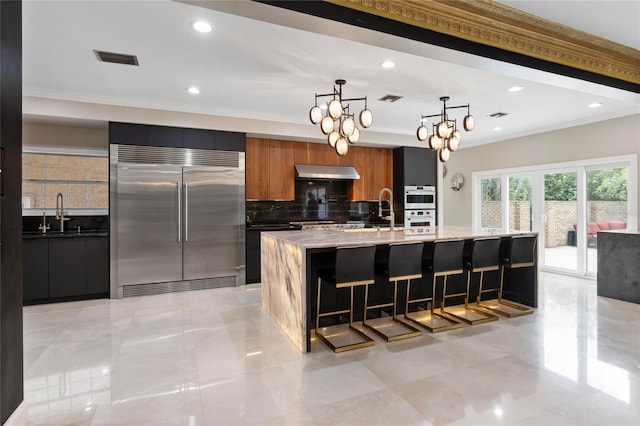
268,140,295,200
245,137,393,201
246,138,270,200
350,147,392,200
371,148,393,198
307,142,338,167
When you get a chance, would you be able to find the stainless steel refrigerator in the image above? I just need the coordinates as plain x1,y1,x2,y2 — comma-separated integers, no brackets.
110,145,245,298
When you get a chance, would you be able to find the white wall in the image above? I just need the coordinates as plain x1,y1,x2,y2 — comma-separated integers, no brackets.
442,114,640,226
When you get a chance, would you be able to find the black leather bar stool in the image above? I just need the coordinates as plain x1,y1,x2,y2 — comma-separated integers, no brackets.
477,235,536,317
440,237,500,325
404,239,464,333
315,245,376,352
363,242,423,342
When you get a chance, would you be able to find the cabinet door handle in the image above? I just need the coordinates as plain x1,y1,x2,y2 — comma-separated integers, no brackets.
177,181,181,242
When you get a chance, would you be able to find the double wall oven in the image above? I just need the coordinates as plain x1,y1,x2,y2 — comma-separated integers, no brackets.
404,185,436,228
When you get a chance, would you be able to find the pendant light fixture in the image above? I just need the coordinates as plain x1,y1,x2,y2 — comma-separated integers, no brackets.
309,79,372,156
416,96,474,162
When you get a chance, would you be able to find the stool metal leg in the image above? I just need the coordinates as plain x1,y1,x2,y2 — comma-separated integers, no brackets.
439,269,499,325
363,277,422,342
315,277,375,352
476,265,534,318
404,274,463,333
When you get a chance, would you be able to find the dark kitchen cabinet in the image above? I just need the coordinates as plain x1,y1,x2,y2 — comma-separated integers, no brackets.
110,122,246,152
183,128,215,150
216,130,246,152
109,122,148,146
86,237,109,295
23,239,49,301
49,238,87,298
393,146,437,217
246,229,261,284
148,125,183,148
24,235,109,303
393,146,437,187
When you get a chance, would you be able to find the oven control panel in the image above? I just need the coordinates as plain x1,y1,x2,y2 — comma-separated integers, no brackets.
404,209,435,228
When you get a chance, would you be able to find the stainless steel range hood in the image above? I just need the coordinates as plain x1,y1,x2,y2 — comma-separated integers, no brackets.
295,164,360,180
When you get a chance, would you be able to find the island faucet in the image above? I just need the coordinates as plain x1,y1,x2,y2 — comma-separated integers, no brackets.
55,192,70,233
378,187,395,231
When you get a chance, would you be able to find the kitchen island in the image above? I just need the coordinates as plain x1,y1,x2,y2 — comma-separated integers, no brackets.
261,226,538,353
597,229,640,304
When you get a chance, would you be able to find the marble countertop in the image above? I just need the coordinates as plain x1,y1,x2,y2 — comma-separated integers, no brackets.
262,226,537,249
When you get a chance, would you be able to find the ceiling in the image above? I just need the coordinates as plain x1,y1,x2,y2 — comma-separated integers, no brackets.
22,0,640,150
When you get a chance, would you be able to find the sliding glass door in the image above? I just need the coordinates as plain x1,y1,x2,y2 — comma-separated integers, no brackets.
473,156,636,277
585,167,628,274
543,171,579,272
508,175,533,232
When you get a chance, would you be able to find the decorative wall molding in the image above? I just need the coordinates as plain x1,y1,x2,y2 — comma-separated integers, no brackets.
328,0,640,85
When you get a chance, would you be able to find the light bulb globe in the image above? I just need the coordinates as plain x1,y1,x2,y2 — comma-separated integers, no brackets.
417,125,429,141
359,108,373,128
309,106,322,124
320,116,334,135
328,99,343,120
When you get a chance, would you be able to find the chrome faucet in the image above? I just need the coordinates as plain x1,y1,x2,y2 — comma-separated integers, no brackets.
55,192,70,233
38,211,50,234
378,187,395,231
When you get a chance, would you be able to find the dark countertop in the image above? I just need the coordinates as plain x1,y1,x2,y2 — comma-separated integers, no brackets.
23,231,109,239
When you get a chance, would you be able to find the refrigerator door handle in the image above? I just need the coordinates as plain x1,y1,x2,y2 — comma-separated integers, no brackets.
184,182,189,242
177,181,182,242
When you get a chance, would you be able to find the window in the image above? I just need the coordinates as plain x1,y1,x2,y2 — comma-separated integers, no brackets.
22,152,108,210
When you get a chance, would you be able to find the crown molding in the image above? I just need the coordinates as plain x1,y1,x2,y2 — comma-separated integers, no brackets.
327,0,640,85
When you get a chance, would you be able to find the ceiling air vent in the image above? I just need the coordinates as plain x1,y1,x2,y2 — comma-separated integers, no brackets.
94,50,139,66
378,94,403,102
489,112,509,118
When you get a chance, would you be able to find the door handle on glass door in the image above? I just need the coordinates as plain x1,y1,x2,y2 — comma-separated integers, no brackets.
177,181,182,242
184,182,189,242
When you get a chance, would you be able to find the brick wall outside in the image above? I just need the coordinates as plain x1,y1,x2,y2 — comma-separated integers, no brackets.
481,200,627,248
481,200,531,231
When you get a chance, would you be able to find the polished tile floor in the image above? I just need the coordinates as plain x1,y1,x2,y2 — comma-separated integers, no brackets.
23,272,640,425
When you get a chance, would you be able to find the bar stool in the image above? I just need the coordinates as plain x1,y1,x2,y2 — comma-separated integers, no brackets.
363,242,423,342
404,239,464,333
315,245,376,352
440,238,500,325
477,235,536,317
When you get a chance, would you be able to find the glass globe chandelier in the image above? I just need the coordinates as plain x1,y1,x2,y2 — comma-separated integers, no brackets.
309,79,372,157
416,96,474,162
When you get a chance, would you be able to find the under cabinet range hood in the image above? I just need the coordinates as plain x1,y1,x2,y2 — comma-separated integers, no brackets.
295,164,360,180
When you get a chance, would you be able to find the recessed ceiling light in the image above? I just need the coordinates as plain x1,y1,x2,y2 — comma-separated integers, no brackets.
508,86,524,92
186,87,200,94
588,102,603,108
493,127,502,131
380,60,395,69
191,21,213,33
